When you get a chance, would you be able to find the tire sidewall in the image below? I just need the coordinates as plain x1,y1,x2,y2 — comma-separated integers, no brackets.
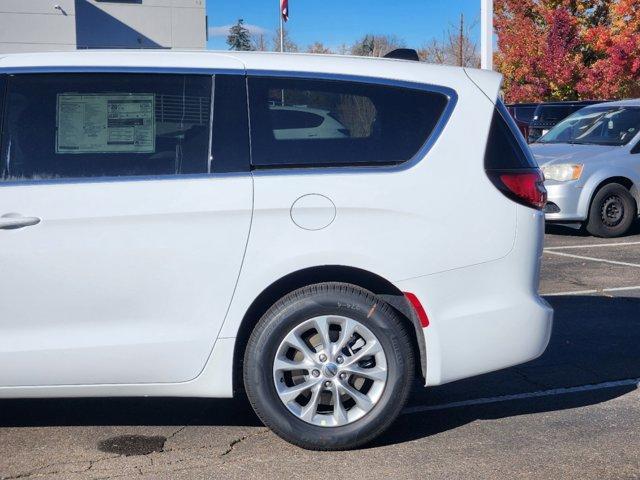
244,285,413,449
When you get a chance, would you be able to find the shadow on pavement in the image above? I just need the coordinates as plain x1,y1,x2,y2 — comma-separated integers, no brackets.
545,220,640,237
378,383,635,448
545,223,588,237
0,296,638,448
377,294,640,447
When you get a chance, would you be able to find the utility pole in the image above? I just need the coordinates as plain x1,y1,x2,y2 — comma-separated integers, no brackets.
459,13,464,67
481,0,494,70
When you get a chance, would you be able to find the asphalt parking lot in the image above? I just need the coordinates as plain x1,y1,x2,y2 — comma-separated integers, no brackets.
1,224,640,480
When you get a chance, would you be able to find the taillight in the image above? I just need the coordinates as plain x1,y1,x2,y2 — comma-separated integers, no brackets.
484,102,547,210
489,169,547,210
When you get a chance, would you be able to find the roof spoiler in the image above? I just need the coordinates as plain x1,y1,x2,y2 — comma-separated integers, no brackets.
384,49,420,62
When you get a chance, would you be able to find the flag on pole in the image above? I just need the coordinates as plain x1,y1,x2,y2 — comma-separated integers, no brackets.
281,0,289,22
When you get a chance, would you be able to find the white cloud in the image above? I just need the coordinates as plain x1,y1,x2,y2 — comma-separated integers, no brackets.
209,23,270,37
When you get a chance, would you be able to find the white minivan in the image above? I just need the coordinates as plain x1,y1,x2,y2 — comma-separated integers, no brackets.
0,50,553,450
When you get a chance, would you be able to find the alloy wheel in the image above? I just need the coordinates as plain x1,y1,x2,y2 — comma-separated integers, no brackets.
272,315,388,427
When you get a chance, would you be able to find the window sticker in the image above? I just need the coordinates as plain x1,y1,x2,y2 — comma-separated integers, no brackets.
56,94,155,154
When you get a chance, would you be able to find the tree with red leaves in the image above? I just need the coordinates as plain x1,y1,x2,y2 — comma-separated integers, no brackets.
495,0,640,103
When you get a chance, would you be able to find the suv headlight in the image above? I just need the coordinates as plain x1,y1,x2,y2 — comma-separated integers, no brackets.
541,164,584,182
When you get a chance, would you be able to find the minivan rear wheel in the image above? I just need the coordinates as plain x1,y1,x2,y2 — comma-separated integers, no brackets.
243,283,414,450
586,183,637,238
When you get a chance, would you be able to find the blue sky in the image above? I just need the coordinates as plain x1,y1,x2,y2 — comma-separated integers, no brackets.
206,0,482,51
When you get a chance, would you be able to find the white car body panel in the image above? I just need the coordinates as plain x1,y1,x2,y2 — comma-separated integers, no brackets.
0,177,252,386
0,50,552,398
397,205,552,385
218,82,519,331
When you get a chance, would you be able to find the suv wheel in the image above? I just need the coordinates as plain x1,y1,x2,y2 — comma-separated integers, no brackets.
586,183,637,238
243,283,415,450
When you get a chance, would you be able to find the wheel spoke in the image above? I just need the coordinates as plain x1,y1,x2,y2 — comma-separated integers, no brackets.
333,317,358,356
342,340,383,367
332,384,349,425
343,364,387,383
339,381,373,411
284,333,316,361
273,355,314,372
278,379,320,404
312,316,332,355
299,382,323,422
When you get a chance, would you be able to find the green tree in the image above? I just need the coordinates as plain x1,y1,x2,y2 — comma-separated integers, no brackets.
227,19,253,51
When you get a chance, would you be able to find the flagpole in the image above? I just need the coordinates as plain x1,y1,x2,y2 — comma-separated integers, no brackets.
279,0,284,52
481,0,493,70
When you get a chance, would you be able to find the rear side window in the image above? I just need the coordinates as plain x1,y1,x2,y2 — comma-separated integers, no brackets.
1,73,212,182
248,77,449,168
485,102,537,170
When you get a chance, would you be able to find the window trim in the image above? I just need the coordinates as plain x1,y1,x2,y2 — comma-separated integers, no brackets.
0,67,242,76
245,70,458,175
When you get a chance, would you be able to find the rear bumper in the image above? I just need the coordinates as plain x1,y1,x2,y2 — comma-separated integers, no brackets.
395,206,554,386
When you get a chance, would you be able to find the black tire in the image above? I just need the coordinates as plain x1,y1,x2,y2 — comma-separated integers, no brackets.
586,183,637,238
243,282,415,450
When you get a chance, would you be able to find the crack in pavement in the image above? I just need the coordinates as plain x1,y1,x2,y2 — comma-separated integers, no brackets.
94,430,272,480
221,429,270,458
162,425,188,450
34,429,273,480
2,454,121,480
168,426,187,439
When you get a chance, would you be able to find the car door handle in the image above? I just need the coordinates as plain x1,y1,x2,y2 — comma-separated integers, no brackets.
0,214,41,230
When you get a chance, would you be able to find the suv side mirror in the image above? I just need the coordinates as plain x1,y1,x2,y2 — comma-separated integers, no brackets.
631,140,640,154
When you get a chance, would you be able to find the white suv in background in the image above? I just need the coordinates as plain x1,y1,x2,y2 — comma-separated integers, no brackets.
0,50,553,450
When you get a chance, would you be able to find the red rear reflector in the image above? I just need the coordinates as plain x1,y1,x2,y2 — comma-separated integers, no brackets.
404,292,430,328
498,170,547,210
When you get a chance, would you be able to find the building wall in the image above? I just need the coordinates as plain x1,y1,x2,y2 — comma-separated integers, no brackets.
0,0,206,54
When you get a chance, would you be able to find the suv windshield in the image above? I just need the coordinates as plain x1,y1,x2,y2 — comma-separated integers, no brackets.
536,106,640,146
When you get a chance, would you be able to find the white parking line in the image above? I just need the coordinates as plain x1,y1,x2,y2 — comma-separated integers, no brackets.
603,285,640,292
543,289,599,297
545,241,640,251
542,285,640,297
401,378,639,415
543,250,640,268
